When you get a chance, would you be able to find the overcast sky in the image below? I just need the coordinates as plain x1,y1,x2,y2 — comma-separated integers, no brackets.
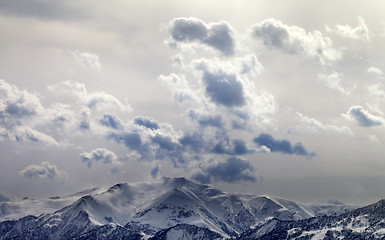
0,0,384,205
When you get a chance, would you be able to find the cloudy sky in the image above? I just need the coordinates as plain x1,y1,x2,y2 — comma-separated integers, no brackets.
0,0,384,205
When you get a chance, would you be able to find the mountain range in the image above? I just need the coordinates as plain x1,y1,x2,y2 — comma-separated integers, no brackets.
1,177,383,239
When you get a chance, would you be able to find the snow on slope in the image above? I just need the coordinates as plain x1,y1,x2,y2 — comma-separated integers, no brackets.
0,187,103,222
0,177,357,239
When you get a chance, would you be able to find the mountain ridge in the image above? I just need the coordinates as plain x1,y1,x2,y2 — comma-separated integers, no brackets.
0,177,372,240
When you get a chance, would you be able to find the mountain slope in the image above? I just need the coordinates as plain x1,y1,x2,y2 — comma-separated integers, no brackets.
240,199,385,239
0,177,358,239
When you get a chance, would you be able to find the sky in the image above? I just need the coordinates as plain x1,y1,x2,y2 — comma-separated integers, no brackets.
0,0,384,206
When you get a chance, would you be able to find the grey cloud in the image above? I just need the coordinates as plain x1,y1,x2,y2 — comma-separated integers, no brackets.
80,148,119,169
134,116,159,130
100,114,122,130
252,18,341,65
12,126,59,146
212,138,254,155
188,111,223,128
194,62,246,107
151,165,160,179
194,157,256,184
254,133,315,157
0,79,42,128
168,17,236,56
19,162,67,180
346,106,384,127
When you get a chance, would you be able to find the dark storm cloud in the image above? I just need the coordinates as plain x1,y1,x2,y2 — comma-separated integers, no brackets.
168,17,236,56
193,157,256,184
346,106,384,127
80,148,118,169
253,133,315,157
19,162,66,180
251,18,341,65
134,116,159,130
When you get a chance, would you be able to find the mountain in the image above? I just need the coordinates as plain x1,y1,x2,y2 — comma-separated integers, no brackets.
0,177,359,239
239,199,385,239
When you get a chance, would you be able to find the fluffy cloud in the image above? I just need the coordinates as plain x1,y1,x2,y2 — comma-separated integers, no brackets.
345,106,384,127
296,112,353,135
211,138,255,155
99,114,123,130
71,50,101,70
367,67,383,77
326,16,370,41
134,116,160,130
188,111,223,128
0,79,43,128
194,59,246,107
193,157,256,184
253,133,315,157
252,18,341,65
19,162,67,180
80,148,119,169
48,80,131,111
168,17,236,56
317,72,351,96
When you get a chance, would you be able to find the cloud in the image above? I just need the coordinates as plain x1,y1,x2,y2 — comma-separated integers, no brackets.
80,148,119,169
99,114,123,130
134,116,159,130
253,133,315,157
345,106,384,127
317,72,351,96
150,165,161,179
19,162,67,180
12,126,59,146
367,67,383,77
71,50,101,70
0,79,43,128
193,157,256,184
251,18,341,65
48,80,131,111
367,83,385,98
159,74,198,104
167,17,236,56
188,111,223,128
194,60,246,107
326,16,370,41
296,112,353,135
212,138,254,155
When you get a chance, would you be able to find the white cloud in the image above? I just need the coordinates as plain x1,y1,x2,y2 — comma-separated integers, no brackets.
80,148,119,169
19,162,67,180
297,112,353,135
252,18,342,65
326,16,370,41
71,50,101,70
345,105,385,127
317,72,351,96
48,80,131,112
367,67,383,77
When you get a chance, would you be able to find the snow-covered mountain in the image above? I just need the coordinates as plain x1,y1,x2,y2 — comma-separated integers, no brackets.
0,177,361,239
239,199,385,239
